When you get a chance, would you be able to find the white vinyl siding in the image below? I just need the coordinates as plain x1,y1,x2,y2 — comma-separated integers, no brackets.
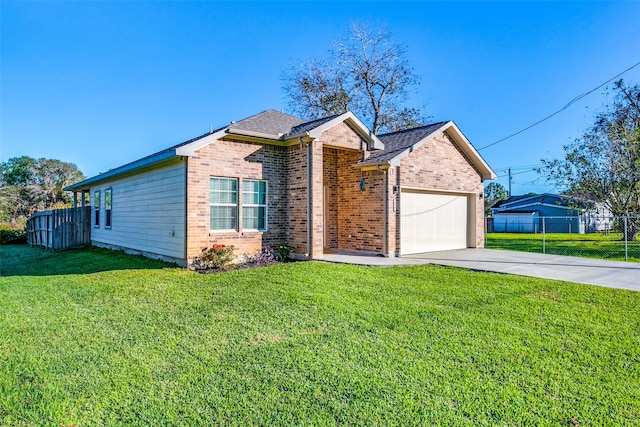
210,177,238,231
90,160,186,260
242,179,267,231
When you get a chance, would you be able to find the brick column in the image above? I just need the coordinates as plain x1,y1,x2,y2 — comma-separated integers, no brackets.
310,139,324,258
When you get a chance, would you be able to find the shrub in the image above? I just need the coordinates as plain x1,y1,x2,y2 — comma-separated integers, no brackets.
243,247,278,267
277,243,294,262
191,244,235,271
0,229,26,244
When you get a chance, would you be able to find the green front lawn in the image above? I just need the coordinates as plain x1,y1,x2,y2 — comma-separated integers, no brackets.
486,232,640,262
1,245,639,426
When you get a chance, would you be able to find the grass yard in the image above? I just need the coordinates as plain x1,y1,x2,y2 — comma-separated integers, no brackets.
1,245,639,426
486,232,640,262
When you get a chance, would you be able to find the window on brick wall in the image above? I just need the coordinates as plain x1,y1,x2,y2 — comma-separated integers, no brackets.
210,177,238,231
242,179,267,231
93,191,100,227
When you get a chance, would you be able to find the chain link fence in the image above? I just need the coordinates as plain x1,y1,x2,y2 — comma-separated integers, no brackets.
485,216,640,262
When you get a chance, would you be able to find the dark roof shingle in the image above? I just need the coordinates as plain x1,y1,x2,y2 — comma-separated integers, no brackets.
286,113,343,137
230,109,305,137
360,121,448,164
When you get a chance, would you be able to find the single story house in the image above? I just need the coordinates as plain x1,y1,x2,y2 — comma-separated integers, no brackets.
65,109,496,266
491,193,610,233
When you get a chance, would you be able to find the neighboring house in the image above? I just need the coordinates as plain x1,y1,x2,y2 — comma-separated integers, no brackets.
490,193,608,233
65,109,496,266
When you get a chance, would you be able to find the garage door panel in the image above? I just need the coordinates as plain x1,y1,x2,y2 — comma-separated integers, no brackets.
401,191,469,255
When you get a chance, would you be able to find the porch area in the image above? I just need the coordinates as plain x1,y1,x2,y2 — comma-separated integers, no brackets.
321,146,388,255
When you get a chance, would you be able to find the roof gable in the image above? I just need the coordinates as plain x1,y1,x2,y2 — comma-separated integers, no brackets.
285,111,383,149
362,122,447,164
359,120,496,180
286,114,343,137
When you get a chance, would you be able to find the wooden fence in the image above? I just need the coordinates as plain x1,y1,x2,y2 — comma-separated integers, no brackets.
26,206,91,250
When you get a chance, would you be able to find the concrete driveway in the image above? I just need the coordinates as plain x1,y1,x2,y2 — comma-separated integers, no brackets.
317,249,640,291
406,249,640,291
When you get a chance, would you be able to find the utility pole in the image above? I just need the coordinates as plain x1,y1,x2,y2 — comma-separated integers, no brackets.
508,168,512,196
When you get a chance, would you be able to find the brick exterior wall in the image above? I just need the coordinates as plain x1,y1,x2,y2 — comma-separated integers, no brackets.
321,122,368,151
284,143,309,257
395,130,485,251
185,123,485,263
186,139,289,261
337,155,385,252
185,121,381,261
323,148,339,248
323,147,385,253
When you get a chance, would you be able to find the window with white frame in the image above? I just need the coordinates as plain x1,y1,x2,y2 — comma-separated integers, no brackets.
94,191,100,227
105,188,112,228
210,177,238,231
242,179,267,231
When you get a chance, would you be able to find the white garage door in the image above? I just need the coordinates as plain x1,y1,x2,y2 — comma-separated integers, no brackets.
401,190,469,255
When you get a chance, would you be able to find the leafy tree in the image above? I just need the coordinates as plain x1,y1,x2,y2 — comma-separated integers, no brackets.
541,80,640,238
0,156,85,228
282,22,428,134
484,182,509,215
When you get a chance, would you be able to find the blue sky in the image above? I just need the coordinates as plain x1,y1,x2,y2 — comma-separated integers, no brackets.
2,1,639,195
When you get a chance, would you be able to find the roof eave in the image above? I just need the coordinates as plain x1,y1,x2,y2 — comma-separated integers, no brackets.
226,127,283,141
63,149,179,191
175,129,229,156
355,160,391,169
287,111,384,150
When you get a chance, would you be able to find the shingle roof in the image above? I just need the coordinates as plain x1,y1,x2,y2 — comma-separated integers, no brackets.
230,109,305,137
71,109,426,191
286,113,343,137
65,110,342,191
492,195,531,209
359,121,448,164
229,109,349,139
493,194,587,210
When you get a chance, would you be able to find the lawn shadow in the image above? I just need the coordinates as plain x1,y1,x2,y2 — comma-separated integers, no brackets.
0,244,177,277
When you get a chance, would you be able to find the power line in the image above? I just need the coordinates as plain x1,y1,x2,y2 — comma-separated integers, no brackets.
494,163,544,172
477,60,640,151
495,168,537,179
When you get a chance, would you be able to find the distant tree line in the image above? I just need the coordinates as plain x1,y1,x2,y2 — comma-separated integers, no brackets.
0,156,84,233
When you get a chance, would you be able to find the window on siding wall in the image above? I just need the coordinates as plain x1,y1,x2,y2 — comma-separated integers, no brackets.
94,191,100,227
105,188,112,228
242,179,267,231
210,177,238,231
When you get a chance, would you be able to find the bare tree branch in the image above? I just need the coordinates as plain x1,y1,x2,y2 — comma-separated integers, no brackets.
282,21,428,134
